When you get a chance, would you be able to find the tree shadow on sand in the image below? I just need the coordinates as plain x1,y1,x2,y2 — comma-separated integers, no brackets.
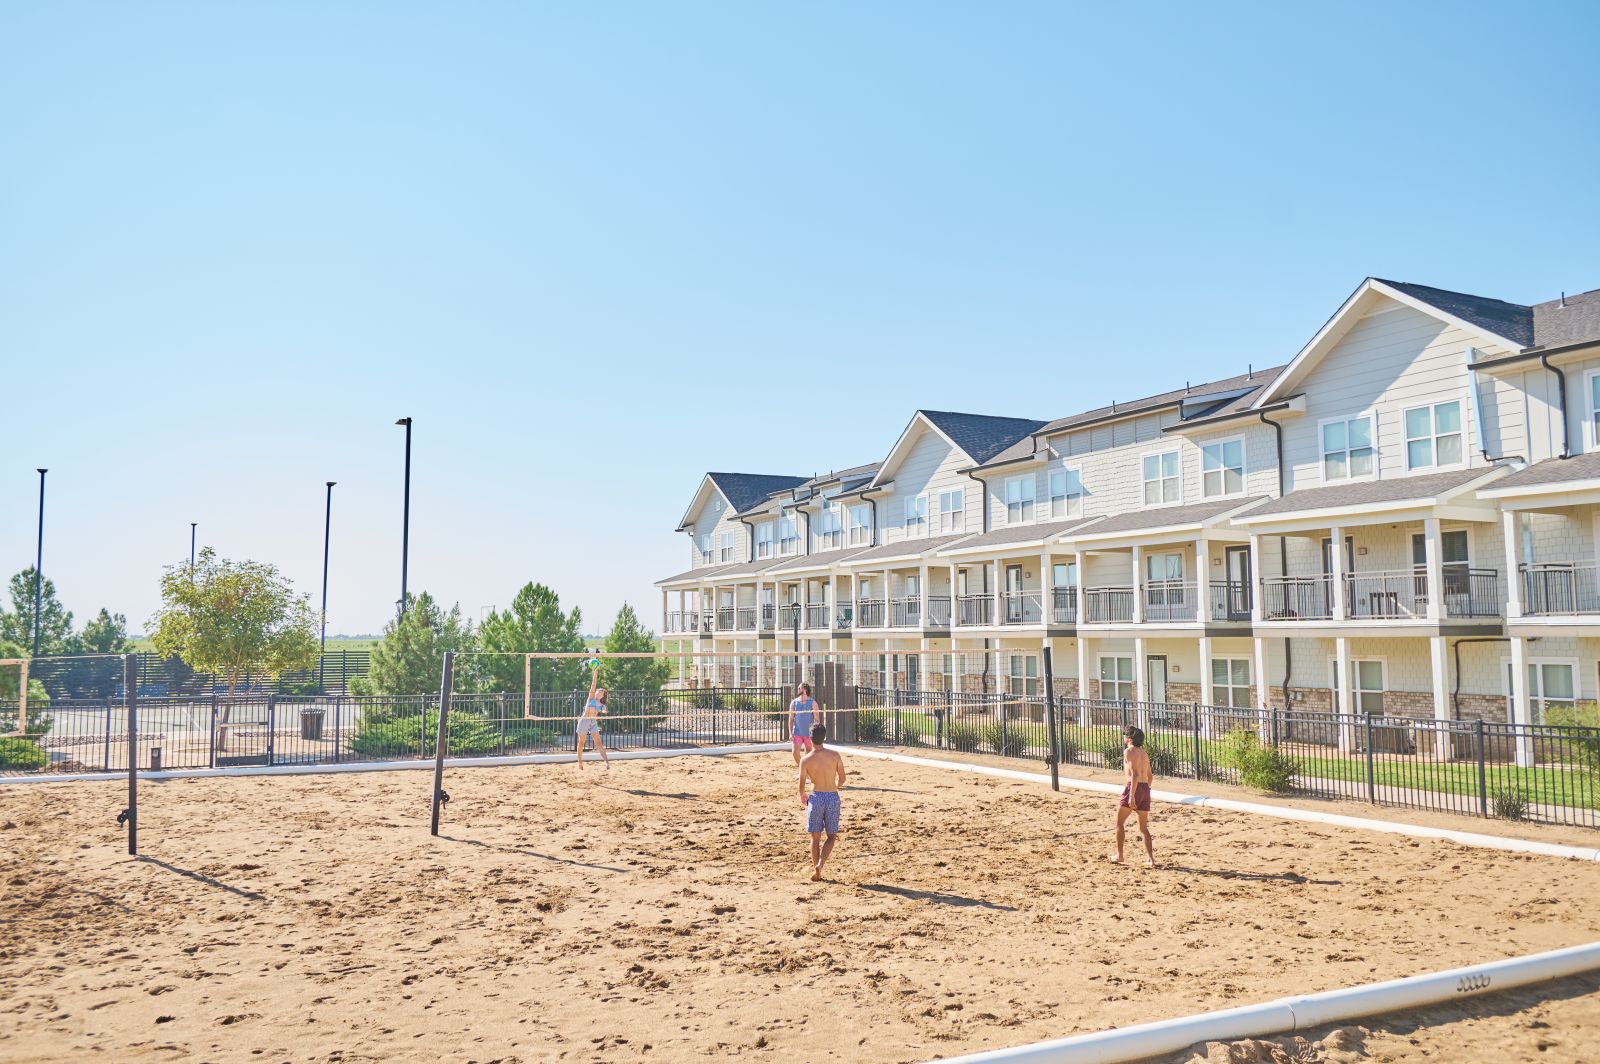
439,834,630,873
135,856,265,900
856,883,1016,911
1158,864,1342,886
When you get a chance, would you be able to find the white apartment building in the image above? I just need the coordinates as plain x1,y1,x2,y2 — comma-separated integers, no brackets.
658,277,1600,753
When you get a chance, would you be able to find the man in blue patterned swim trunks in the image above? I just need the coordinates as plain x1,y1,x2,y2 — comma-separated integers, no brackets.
797,722,847,881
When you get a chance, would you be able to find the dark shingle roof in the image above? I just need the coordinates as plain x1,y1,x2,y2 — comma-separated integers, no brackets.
937,517,1100,553
1486,452,1600,492
1530,288,1600,351
1067,497,1266,537
1238,468,1497,519
655,562,739,586
919,411,1047,465
706,473,808,515
763,546,872,574
842,533,975,564
1376,279,1535,348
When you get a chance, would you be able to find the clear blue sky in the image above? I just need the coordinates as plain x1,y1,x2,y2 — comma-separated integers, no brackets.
3,2,1597,638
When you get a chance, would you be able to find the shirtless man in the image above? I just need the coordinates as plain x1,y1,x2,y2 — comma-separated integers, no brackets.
797,722,847,882
1110,725,1155,867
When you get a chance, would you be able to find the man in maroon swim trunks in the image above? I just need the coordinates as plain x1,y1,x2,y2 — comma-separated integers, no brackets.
1109,725,1155,867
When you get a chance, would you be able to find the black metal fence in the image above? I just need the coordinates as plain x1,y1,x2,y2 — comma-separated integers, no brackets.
852,688,1600,829
21,650,373,700
0,685,787,777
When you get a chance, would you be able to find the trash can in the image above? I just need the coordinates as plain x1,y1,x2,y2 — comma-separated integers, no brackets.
299,707,326,741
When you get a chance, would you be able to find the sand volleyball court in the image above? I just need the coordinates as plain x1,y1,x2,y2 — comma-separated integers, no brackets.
5,751,1600,1063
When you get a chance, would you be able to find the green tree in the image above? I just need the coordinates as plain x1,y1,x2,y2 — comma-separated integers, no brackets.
600,603,669,695
359,592,475,696
0,638,54,751
0,568,75,655
477,583,585,695
80,609,130,655
148,549,319,747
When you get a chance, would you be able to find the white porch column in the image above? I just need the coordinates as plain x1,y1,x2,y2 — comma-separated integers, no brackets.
661,587,669,635
1423,517,1444,622
1335,635,1354,753
1509,635,1534,768
1133,635,1148,729
883,568,892,627
1195,536,1210,623
919,563,930,629
1430,635,1452,760
1198,635,1214,739
992,559,1002,626
1074,549,1087,623
1253,635,1270,739
1330,524,1347,621
1040,550,1052,625
1076,635,1091,725
830,572,841,633
1131,545,1144,623
1503,508,1524,619
1248,534,1264,624
948,563,959,627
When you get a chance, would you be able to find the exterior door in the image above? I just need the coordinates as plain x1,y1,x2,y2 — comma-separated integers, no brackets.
1225,545,1251,619
906,654,920,691
1146,655,1168,704
1005,564,1024,622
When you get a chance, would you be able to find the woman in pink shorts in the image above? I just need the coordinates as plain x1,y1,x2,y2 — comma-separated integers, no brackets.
787,683,817,765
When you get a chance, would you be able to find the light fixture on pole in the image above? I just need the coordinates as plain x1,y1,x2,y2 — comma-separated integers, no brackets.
320,481,335,691
396,417,413,616
33,469,47,657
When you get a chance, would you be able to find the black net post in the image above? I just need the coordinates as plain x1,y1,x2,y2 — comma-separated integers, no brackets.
429,651,455,837
1042,646,1060,791
123,653,138,855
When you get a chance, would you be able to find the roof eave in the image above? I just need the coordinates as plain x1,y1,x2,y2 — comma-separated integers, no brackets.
1162,395,1305,435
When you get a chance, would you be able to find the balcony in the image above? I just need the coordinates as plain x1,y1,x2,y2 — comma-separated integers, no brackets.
778,604,802,630
891,596,922,627
857,598,887,628
835,605,853,632
1083,586,1134,623
1142,581,1197,623
1522,563,1600,615
735,606,757,632
759,604,776,632
1051,587,1077,624
1209,581,1252,622
957,595,993,626
665,610,700,634
1260,568,1501,622
927,595,953,627
716,606,736,631
1000,590,1042,625
805,604,830,629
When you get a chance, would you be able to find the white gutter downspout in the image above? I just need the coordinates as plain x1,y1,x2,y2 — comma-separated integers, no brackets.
1467,345,1526,466
934,940,1600,1064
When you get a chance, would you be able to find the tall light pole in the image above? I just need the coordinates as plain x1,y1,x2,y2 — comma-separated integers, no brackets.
190,523,197,568
396,417,413,617
320,481,336,690
32,469,46,657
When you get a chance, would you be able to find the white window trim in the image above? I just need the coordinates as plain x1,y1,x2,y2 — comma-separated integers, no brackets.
938,488,966,534
1586,368,1600,453
1500,656,1581,723
1097,653,1136,701
1199,435,1248,500
903,494,929,538
1330,655,1388,713
1003,474,1037,526
1211,656,1252,706
847,504,873,547
1139,446,1183,509
1317,411,1379,485
755,521,775,559
1047,465,1083,520
1409,524,1475,568
1401,398,1468,474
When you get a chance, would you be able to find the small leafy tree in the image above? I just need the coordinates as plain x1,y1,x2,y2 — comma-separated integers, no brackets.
148,549,318,748
360,592,475,696
476,583,585,696
0,638,54,764
0,568,76,655
600,603,669,693
80,609,130,655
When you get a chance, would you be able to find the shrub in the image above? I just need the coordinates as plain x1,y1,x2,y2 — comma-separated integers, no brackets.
0,736,47,771
728,693,757,714
947,722,983,753
1543,702,1600,773
1220,728,1300,792
350,710,502,758
980,722,1027,758
1146,740,1181,777
1055,734,1081,765
1098,736,1124,770
1490,786,1530,821
855,710,896,743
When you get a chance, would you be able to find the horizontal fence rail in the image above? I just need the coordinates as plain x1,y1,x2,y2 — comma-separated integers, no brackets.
847,689,1600,829
20,650,372,700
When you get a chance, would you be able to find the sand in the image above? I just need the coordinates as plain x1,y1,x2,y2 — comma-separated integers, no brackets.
4,751,1600,1063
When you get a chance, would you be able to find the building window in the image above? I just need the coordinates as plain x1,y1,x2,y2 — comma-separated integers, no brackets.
1211,658,1251,708
1321,416,1375,482
817,498,842,550
1099,655,1134,701
1141,451,1180,505
778,514,800,555
1590,372,1600,451
1048,467,1082,519
1508,661,1576,724
1004,474,1035,524
904,494,928,536
738,655,755,686
697,532,713,565
719,532,736,563
848,504,872,546
755,522,774,559
1404,401,1463,470
938,489,965,533
1008,653,1040,696
1333,659,1386,714
1201,438,1244,498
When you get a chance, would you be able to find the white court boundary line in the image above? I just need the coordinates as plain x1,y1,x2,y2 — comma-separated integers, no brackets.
839,746,1600,862
0,743,789,786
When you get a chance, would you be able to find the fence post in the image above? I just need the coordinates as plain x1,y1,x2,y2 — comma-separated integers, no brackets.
210,692,219,768
103,696,113,772
1476,718,1489,818
1191,703,1202,780
1043,647,1059,791
1364,713,1376,804
123,654,138,856
1120,699,1129,731
1000,693,1010,758
894,684,902,747
267,694,277,766
430,651,455,836
334,695,343,764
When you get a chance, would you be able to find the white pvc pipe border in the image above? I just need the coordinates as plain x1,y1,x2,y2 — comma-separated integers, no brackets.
839,747,1600,862
0,742,789,786
932,940,1600,1064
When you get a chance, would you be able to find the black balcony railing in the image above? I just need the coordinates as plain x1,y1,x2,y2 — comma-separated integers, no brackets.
1001,591,1042,625
890,597,922,627
1260,568,1501,621
805,604,829,629
759,604,776,631
1050,587,1077,624
735,606,757,631
956,595,992,625
1522,563,1600,615
1441,567,1502,618
716,607,736,631
778,604,802,630
1142,581,1196,622
1209,581,1251,622
834,605,853,631
926,595,953,626
1082,586,1134,623
1260,575,1331,620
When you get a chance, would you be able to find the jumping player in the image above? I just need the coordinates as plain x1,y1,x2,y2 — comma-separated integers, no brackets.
797,722,847,881
1110,725,1154,866
787,682,818,765
575,661,610,771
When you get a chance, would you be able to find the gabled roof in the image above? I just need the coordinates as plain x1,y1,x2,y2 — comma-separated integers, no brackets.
1062,497,1266,539
1376,280,1535,349
708,472,809,514
1530,288,1600,351
841,533,976,565
1479,451,1600,496
938,517,1102,555
872,410,1044,486
1234,467,1499,522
